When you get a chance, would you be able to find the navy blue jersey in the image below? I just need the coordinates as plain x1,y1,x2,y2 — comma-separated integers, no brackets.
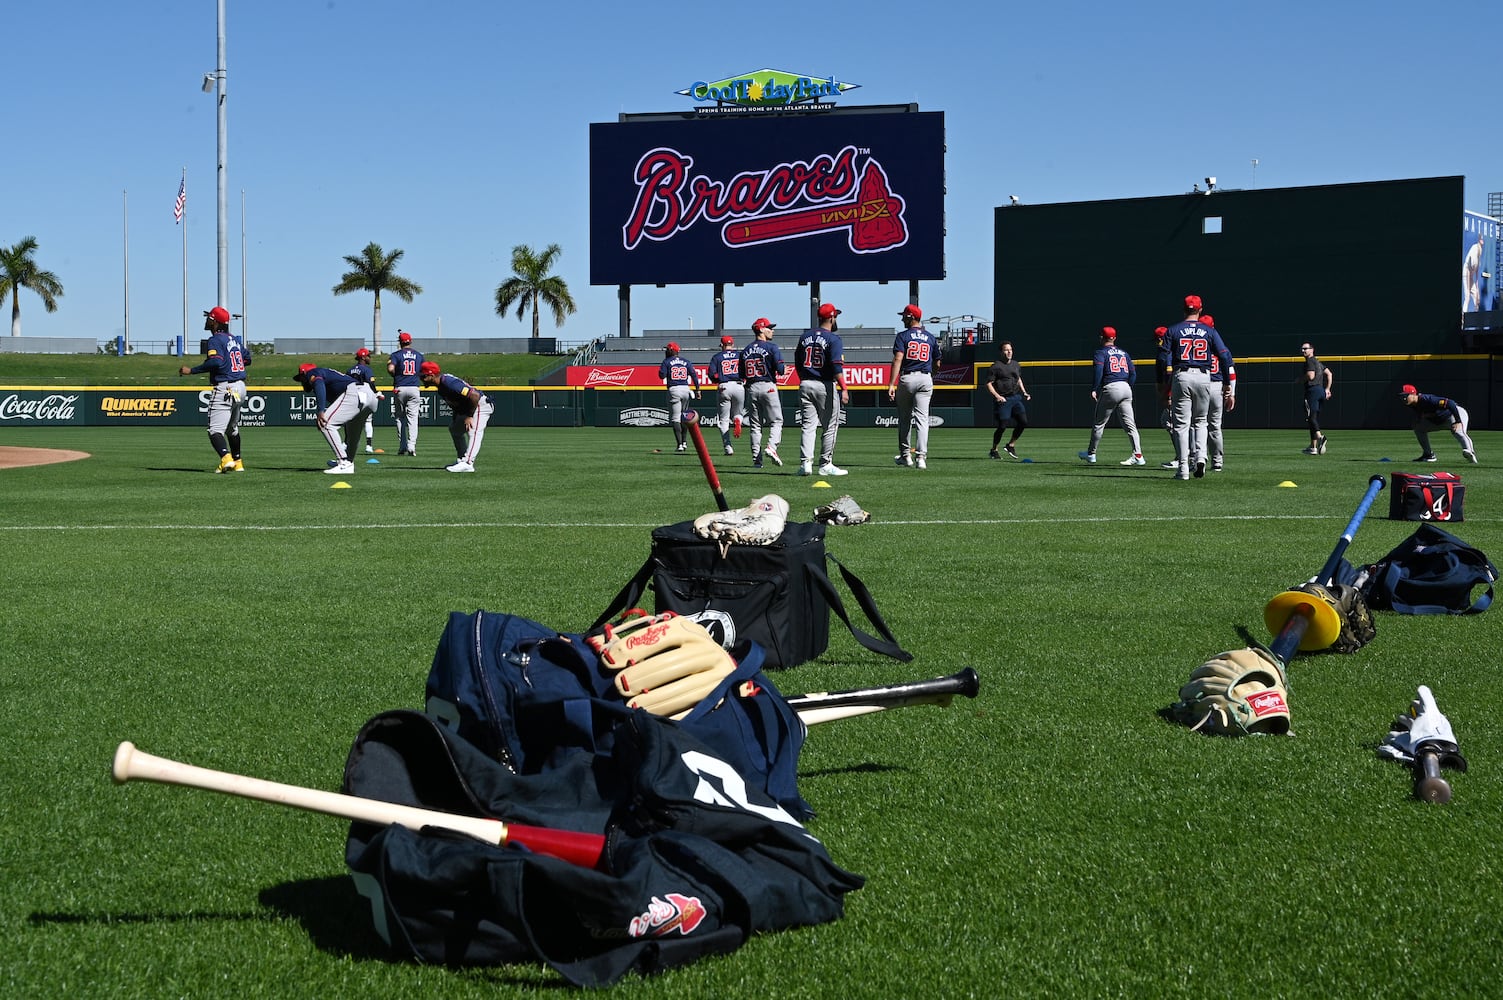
389,348,425,387
1411,393,1462,423
189,333,250,384
892,327,937,375
1092,344,1136,391
658,356,699,388
301,367,356,409
1160,320,1233,374
795,330,844,382
742,341,785,383
436,373,486,415
708,349,744,384
348,362,378,385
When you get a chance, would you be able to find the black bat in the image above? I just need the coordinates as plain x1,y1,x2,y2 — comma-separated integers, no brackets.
788,668,979,724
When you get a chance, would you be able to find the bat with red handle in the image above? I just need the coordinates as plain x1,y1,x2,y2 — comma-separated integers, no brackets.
682,409,729,512
111,741,606,869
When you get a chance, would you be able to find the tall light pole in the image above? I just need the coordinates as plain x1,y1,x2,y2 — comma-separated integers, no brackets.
208,0,228,310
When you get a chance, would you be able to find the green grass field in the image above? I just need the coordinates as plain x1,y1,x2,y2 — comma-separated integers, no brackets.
2,423,1499,998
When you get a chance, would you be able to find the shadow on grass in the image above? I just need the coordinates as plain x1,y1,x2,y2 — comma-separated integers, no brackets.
258,876,390,959
799,761,903,779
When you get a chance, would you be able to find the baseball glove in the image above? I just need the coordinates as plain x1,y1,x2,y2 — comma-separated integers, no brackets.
813,494,871,526
1290,581,1376,654
586,610,737,719
1170,646,1292,736
693,494,789,555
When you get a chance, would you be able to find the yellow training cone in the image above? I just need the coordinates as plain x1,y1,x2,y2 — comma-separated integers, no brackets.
813,480,832,488
331,481,352,489
1277,481,1298,488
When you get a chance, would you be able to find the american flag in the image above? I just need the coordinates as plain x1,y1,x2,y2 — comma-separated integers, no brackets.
174,178,186,224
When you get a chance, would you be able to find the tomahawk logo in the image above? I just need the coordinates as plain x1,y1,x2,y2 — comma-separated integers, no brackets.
622,145,907,255
628,892,708,938
685,609,736,648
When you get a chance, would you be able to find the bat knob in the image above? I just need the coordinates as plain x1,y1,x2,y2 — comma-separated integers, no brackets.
112,741,137,784
682,410,697,423
1416,775,1453,804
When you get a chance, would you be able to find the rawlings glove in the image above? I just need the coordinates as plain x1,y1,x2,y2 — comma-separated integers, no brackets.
813,494,871,526
586,610,737,719
693,494,789,554
1170,646,1291,736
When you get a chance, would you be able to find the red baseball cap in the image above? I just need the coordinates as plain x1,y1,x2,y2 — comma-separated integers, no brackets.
355,347,371,359
398,331,412,344
1199,314,1215,327
294,363,316,379
1400,384,1418,395
818,303,841,320
207,306,231,324
1184,294,1203,311
899,304,922,320
752,317,776,331
720,335,735,346
1101,326,1117,339
1153,326,1168,338
419,361,441,376
665,342,680,353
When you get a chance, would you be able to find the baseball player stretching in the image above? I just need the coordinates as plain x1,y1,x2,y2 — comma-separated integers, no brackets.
658,342,700,453
348,348,386,454
292,363,377,474
387,330,425,456
742,318,786,468
178,305,249,473
795,303,850,477
420,361,492,472
1160,294,1234,480
1400,384,1478,463
888,304,936,469
1200,313,1235,472
1078,326,1144,466
708,334,746,456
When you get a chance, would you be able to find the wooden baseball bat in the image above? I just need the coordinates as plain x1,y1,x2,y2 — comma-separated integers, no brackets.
682,409,729,511
786,668,980,722
1415,750,1453,804
111,742,606,869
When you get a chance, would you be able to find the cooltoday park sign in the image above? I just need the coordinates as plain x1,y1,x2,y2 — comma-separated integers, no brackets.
677,69,860,113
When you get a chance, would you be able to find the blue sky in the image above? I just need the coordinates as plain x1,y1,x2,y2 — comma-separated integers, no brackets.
4,0,1497,349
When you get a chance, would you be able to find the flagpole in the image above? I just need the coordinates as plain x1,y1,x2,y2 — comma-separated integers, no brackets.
240,188,247,343
180,167,188,344
123,190,130,354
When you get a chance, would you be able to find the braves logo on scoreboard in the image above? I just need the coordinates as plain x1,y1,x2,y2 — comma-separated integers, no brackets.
623,145,907,255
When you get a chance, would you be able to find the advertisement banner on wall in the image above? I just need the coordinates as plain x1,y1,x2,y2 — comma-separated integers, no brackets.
1461,210,1500,313
589,110,945,286
564,362,973,389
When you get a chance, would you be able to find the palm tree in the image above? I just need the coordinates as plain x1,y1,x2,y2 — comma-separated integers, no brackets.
494,243,576,339
0,237,64,337
331,242,423,353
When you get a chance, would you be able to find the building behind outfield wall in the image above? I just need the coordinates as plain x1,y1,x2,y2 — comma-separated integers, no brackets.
989,175,1503,432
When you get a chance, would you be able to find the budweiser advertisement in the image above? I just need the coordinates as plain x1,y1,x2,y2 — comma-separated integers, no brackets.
589,110,944,285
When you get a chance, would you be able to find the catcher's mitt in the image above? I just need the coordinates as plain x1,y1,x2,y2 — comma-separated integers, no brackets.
1291,581,1376,654
813,494,871,526
586,610,737,719
693,494,789,554
1170,647,1292,736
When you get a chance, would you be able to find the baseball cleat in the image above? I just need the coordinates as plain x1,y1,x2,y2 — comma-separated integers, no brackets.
676,443,687,452
1193,461,1206,479
232,459,245,472
752,458,763,469
1464,449,1478,464
324,460,355,475
1316,434,1328,454
724,445,734,456
215,453,235,474
1078,451,1096,464
1159,460,1179,469
915,455,927,470
1120,454,1145,466
988,449,1000,460
1004,444,1018,460
765,445,783,467
1302,446,1318,455
797,463,812,476
1415,454,1439,462
895,452,911,467
445,461,475,473
365,445,374,453
817,463,848,477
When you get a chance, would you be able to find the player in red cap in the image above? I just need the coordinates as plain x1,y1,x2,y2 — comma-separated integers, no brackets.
1077,326,1144,466
386,330,425,455
658,342,701,452
1158,294,1233,480
178,305,249,473
419,361,493,472
889,303,937,469
708,333,746,455
795,304,850,476
742,318,786,467
1400,384,1477,463
348,347,386,454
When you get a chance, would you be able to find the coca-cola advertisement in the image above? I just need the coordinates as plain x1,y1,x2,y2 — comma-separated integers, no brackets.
589,110,945,285
0,392,82,425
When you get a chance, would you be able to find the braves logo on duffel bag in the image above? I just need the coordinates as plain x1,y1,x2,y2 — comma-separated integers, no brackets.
684,609,737,648
628,893,708,938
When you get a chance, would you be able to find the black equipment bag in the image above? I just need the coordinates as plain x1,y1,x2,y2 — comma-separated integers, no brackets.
1364,523,1497,615
591,520,911,670
1389,471,1465,522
